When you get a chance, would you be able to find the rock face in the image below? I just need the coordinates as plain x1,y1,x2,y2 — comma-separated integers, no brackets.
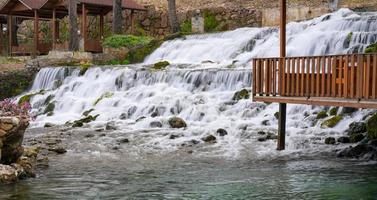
0,117,29,164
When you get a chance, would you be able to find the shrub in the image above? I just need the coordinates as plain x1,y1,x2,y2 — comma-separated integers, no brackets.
0,99,32,120
181,19,192,33
365,43,377,54
103,35,153,49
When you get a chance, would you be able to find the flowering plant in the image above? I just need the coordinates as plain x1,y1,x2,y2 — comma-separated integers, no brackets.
0,98,32,120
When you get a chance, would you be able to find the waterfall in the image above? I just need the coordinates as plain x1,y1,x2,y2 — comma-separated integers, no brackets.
22,9,377,156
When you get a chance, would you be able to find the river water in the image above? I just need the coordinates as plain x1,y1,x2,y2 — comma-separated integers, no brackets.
1,9,377,199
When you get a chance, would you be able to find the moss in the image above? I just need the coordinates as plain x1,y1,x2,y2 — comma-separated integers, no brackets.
82,108,95,116
94,92,114,106
127,39,163,63
47,112,54,116
18,90,46,105
180,19,192,33
79,61,92,76
43,94,55,105
72,114,100,127
232,89,250,101
103,35,153,49
151,61,170,71
365,43,377,54
321,115,343,128
103,59,130,65
316,111,328,119
329,107,338,116
366,113,377,139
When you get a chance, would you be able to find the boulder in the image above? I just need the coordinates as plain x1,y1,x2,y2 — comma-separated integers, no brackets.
348,122,367,134
325,137,336,145
105,122,117,130
316,111,328,119
337,144,377,160
349,133,365,143
337,136,350,143
232,89,250,101
321,116,343,128
366,113,377,140
150,121,163,128
340,107,358,115
216,128,228,136
168,117,187,128
202,135,217,143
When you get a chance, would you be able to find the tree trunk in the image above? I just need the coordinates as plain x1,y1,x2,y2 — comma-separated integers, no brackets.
68,0,79,51
11,17,19,46
112,0,123,34
167,0,180,33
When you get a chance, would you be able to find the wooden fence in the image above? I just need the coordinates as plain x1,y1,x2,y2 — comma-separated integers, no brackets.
253,53,377,100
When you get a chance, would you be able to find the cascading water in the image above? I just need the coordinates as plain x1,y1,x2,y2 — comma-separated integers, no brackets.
22,9,377,157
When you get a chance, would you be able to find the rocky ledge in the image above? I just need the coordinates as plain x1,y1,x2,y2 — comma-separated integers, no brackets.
0,117,40,184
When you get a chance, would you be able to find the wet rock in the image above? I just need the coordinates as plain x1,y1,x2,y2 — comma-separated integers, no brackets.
369,139,377,147
216,128,228,136
258,137,267,142
329,107,338,116
232,89,250,101
136,116,146,122
337,136,350,143
72,121,84,127
274,112,279,119
48,147,67,154
366,113,377,140
105,122,117,130
349,133,365,143
169,134,180,139
325,137,336,145
43,102,55,115
321,116,343,128
266,133,278,140
44,123,55,128
168,117,187,129
117,138,130,143
337,144,377,160
340,107,358,115
119,113,128,120
85,133,95,138
348,122,367,134
72,114,99,127
261,120,270,126
201,135,217,143
82,109,95,116
152,61,170,70
257,131,266,135
150,121,163,128
95,128,104,132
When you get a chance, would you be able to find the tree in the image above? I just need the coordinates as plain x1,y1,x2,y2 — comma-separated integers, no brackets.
112,0,123,34
167,0,180,33
68,0,79,51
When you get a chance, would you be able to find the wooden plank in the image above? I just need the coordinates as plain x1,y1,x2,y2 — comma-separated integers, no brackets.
344,55,349,98
356,55,363,99
366,54,371,99
326,56,331,97
272,58,277,96
316,57,320,97
321,56,325,97
281,58,286,96
252,59,256,96
373,54,377,99
338,56,343,98
332,56,337,97
256,59,260,95
300,58,305,96
350,55,355,98
261,59,265,95
292,58,296,96
286,58,291,96
295,58,300,96
311,57,315,97
306,57,311,97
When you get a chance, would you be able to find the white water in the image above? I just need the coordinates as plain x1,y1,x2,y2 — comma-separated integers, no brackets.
22,9,377,158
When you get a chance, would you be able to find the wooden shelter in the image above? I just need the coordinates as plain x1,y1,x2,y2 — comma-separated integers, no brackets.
252,0,377,150
0,0,146,56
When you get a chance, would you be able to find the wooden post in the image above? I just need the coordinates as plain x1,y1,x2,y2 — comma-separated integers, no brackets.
33,10,39,57
100,13,104,39
277,0,287,151
130,10,135,34
8,15,12,56
52,8,56,49
82,3,87,51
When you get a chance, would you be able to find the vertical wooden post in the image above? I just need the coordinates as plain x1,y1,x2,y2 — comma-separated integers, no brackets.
277,0,287,151
100,13,104,39
33,10,39,57
82,3,87,51
130,10,135,34
52,8,56,49
8,15,12,56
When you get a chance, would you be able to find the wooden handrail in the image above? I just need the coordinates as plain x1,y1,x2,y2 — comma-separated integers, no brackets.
253,53,377,100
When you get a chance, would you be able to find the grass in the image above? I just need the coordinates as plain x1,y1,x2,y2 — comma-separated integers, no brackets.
103,35,153,49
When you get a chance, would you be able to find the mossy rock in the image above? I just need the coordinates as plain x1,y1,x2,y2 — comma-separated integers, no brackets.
151,61,170,71
168,117,187,128
365,43,377,54
103,35,153,49
94,92,114,106
325,137,336,145
329,107,338,116
127,39,163,64
43,94,55,105
18,90,46,105
43,102,55,114
366,113,377,140
72,114,100,127
321,115,343,128
274,112,279,119
232,89,250,101
316,111,328,119
349,133,365,143
82,108,95,116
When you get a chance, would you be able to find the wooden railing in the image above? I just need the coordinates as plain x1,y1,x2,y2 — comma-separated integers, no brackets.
84,39,102,53
253,53,377,100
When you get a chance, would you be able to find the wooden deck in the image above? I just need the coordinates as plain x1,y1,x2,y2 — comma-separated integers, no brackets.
252,53,377,109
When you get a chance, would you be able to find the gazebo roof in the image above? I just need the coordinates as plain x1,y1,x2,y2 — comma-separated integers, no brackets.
0,0,146,17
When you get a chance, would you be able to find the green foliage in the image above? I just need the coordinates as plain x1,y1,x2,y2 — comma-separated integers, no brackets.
151,61,170,71
72,114,100,127
79,61,92,76
232,89,250,101
104,59,130,65
181,19,192,33
94,92,114,106
366,113,377,139
18,90,45,105
347,32,353,42
316,111,328,119
321,115,343,128
103,35,153,49
204,11,221,32
365,43,377,54
127,39,163,63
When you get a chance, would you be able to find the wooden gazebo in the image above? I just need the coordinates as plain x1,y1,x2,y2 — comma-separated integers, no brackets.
252,0,377,150
0,0,146,56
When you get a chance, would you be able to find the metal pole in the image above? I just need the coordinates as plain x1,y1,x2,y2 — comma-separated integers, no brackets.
278,0,287,151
